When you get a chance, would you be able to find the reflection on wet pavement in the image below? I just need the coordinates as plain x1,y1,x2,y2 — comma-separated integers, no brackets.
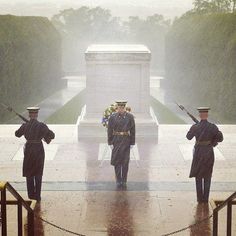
189,204,211,236
107,192,134,236
34,203,45,236
1,125,236,235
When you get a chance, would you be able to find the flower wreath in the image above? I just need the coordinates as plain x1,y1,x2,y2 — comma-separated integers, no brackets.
102,103,132,128
101,104,117,128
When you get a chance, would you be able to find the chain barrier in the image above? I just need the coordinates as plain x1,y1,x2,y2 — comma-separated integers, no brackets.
35,215,86,236
35,212,212,236
161,214,213,236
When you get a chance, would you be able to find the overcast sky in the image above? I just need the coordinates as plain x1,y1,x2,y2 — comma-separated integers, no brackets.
0,0,193,19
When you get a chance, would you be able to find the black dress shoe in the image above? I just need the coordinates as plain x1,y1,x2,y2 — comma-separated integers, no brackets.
29,196,41,202
197,199,203,203
36,197,41,203
120,182,127,190
28,194,35,199
202,199,209,203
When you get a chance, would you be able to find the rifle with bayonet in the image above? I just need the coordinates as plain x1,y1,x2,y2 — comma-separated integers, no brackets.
1,103,54,144
1,103,29,122
175,102,199,124
175,102,219,147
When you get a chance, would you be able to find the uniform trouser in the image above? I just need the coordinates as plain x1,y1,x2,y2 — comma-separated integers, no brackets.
115,162,129,183
26,175,42,201
195,177,211,202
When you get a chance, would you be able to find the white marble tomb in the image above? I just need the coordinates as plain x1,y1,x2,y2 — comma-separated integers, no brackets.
77,44,158,139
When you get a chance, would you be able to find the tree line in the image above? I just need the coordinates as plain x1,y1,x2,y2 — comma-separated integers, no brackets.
165,1,236,123
192,0,236,14
51,6,170,74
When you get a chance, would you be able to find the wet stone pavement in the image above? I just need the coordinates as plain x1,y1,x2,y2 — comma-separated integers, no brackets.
1,124,236,235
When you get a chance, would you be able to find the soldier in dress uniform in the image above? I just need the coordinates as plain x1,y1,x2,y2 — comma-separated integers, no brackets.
15,107,55,202
107,101,135,189
186,107,223,203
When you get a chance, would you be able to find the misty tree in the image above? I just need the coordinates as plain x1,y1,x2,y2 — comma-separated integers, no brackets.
124,14,169,40
51,7,124,72
124,14,170,72
193,0,236,13
165,11,236,122
51,6,169,73
52,6,123,43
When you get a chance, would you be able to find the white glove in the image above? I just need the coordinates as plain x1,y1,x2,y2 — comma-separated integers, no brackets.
109,145,114,150
130,145,134,149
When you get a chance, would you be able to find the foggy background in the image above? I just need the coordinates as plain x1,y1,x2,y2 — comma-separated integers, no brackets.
0,0,193,19
1,0,236,124
0,0,193,74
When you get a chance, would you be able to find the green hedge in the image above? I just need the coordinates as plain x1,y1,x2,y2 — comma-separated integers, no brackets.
0,15,64,122
165,13,236,123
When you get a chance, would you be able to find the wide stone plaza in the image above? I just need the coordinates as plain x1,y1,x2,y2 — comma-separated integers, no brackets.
1,123,236,235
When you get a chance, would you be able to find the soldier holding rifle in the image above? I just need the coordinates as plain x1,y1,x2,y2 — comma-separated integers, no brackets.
181,106,223,203
13,106,55,202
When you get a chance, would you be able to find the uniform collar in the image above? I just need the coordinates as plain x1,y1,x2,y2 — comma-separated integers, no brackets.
118,111,126,117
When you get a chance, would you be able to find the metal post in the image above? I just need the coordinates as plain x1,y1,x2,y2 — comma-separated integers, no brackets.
213,210,218,236
27,211,34,236
1,188,7,236
17,202,23,236
227,201,232,236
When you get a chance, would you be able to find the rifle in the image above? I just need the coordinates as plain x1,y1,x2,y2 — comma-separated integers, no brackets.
175,102,220,147
175,102,199,124
1,103,54,144
1,103,29,122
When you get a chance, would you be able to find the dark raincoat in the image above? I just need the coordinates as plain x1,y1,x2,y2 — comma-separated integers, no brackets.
108,112,135,166
186,120,223,178
15,119,55,177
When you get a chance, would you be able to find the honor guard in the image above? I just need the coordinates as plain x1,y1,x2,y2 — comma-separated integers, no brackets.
107,100,135,189
15,107,55,202
186,107,223,203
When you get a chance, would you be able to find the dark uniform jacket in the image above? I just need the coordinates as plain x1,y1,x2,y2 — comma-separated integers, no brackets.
108,112,135,166
186,120,223,178
15,119,55,177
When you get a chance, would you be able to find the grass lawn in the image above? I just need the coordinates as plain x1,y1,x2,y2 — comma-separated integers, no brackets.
150,96,186,124
46,91,185,124
45,90,85,124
